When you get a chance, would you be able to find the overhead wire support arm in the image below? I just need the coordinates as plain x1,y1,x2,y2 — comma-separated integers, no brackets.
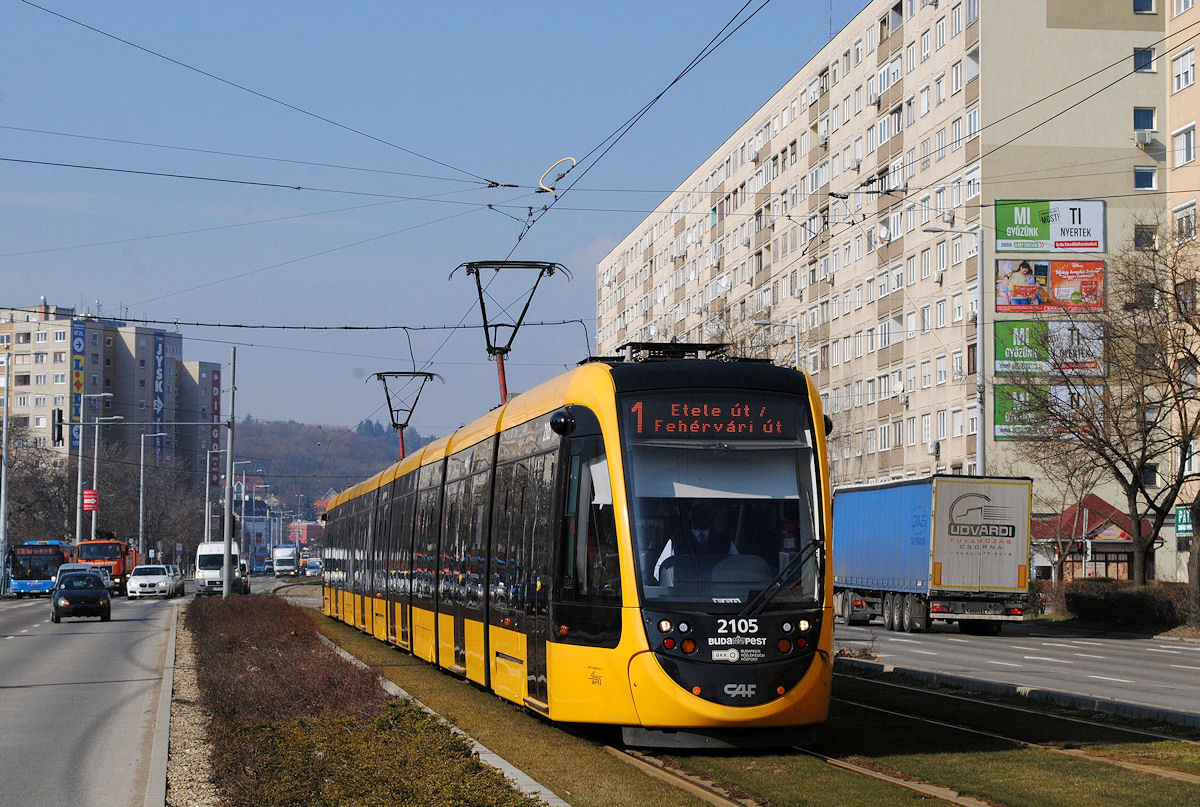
369,371,443,459
450,260,572,404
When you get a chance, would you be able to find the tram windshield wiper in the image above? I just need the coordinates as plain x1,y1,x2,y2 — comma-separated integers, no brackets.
737,538,823,619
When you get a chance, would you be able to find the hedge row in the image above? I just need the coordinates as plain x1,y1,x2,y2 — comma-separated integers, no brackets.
1063,579,1190,628
185,597,539,807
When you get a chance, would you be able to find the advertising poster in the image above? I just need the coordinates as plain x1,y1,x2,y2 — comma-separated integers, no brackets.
994,199,1106,252
70,321,85,449
993,385,1044,440
996,259,1104,312
993,320,1105,376
153,332,165,460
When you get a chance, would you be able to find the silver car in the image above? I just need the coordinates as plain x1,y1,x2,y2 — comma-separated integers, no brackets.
165,564,186,597
127,565,173,599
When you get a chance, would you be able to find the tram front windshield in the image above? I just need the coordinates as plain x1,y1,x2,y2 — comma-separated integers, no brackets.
622,394,821,612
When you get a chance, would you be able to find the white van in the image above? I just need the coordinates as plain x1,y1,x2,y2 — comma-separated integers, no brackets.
194,541,242,596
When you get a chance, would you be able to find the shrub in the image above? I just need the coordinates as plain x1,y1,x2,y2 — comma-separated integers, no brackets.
187,596,388,727
187,598,539,806
1064,579,1183,628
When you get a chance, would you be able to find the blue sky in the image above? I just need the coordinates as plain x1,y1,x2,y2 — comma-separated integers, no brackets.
1,1,861,435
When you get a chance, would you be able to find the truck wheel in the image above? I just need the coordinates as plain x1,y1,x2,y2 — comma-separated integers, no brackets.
882,593,896,631
901,595,914,633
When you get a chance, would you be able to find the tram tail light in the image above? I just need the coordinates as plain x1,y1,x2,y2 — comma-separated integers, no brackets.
794,637,807,650
559,625,569,637
680,638,697,654
663,638,677,650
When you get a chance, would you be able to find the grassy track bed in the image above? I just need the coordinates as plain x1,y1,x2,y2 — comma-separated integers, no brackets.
317,611,1200,806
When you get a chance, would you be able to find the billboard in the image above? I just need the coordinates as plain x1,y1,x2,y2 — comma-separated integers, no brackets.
993,383,1100,440
995,259,1104,312
153,333,165,460
994,199,1106,252
993,320,1105,376
70,321,85,449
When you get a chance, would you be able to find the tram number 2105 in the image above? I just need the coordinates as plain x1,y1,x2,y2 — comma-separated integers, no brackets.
716,618,758,634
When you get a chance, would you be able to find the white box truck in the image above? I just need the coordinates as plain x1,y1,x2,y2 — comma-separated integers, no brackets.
194,541,243,596
832,475,1033,634
272,544,300,577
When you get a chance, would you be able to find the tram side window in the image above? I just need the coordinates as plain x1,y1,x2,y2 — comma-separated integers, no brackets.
558,437,621,605
374,491,390,597
413,486,441,606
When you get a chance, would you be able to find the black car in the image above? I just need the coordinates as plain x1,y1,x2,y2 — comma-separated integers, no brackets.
51,572,112,622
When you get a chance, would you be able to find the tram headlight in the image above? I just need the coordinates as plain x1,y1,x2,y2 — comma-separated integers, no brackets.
781,621,793,633
657,619,672,633
677,621,690,633
797,619,811,632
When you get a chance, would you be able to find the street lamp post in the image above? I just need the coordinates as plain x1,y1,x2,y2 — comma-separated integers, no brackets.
232,460,250,551
923,225,985,475
205,449,226,543
139,431,168,558
90,414,124,541
75,392,112,545
754,319,801,371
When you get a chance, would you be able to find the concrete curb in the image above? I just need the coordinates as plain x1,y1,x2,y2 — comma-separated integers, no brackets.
145,605,177,807
833,656,1200,729
320,635,571,807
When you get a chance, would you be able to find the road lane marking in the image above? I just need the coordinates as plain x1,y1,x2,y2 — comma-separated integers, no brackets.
1072,653,1105,659
1023,656,1073,664
887,638,924,644
1071,640,1104,646
986,660,1022,667
1041,642,1078,648
946,638,970,643
1146,647,1182,654
910,649,939,656
1170,664,1200,671
1012,645,1039,651
1088,674,1134,683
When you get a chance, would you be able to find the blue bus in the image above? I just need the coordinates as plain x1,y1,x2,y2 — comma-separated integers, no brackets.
10,541,70,597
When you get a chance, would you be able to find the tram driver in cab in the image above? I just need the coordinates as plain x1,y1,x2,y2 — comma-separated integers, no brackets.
652,499,738,584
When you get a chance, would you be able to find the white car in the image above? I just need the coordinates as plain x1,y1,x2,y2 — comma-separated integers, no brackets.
127,565,174,599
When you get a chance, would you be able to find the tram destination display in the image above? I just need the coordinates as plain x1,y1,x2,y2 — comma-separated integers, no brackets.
624,393,801,440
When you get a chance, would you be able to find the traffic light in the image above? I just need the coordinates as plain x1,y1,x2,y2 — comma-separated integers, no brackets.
52,408,64,446
1072,539,1085,555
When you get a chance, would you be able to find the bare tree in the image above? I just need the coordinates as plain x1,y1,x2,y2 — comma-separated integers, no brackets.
1001,220,1200,587
3,427,73,541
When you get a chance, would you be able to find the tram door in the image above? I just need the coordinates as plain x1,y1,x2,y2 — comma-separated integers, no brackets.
524,452,557,705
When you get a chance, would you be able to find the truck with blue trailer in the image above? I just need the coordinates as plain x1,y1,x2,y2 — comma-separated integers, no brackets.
832,475,1033,635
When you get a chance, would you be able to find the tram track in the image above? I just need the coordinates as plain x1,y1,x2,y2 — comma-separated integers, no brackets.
834,671,1200,785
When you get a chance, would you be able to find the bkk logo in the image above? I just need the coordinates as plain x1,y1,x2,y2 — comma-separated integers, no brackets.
947,492,1017,538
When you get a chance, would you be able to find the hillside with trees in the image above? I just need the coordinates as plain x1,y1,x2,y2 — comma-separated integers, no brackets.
233,417,433,517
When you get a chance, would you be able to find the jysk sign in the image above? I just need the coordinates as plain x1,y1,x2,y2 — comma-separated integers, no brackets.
994,200,1106,253
153,333,165,459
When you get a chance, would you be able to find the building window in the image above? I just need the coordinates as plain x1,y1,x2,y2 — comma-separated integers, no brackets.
1174,49,1195,92
1135,166,1158,189
1175,202,1196,242
1174,125,1195,166
1179,0,1195,15
1134,0,1154,11
1135,224,1158,248
1135,48,1156,72
1134,107,1156,131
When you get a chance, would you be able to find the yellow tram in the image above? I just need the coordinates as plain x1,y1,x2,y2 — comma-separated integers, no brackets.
323,345,833,746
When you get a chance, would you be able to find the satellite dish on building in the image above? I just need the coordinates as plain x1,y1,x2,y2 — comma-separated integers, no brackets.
877,224,891,244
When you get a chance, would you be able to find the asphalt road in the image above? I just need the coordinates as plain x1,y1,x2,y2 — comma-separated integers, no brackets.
834,618,1200,720
0,589,180,806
